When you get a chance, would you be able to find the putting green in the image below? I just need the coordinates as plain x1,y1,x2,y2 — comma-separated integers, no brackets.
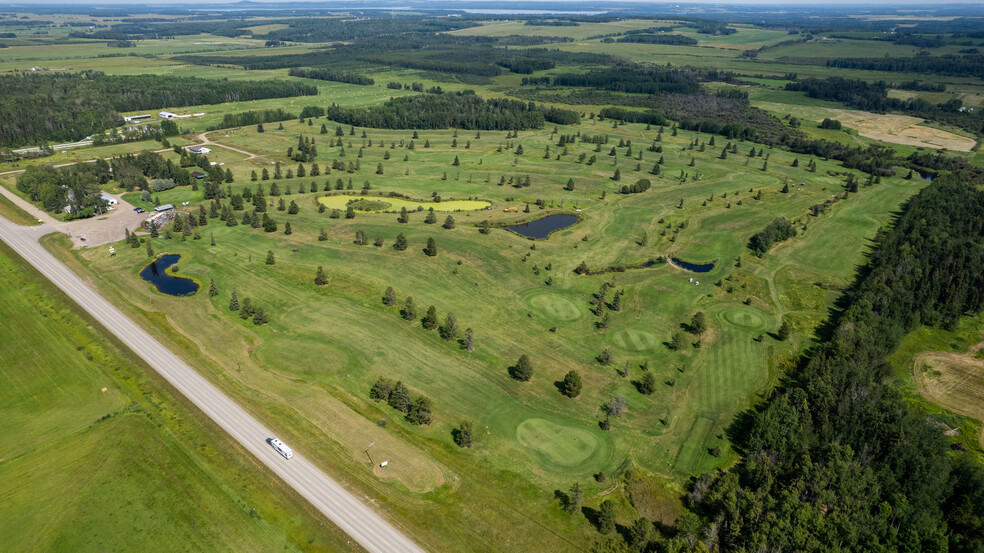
719,306,766,330
317,195,491,213
610,328,657,352
529,293,582,321
516,418,598,467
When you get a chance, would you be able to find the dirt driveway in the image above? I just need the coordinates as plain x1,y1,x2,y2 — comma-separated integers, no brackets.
60,193,155,249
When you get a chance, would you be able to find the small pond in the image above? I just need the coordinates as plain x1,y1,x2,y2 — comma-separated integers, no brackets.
506,214,579,239
671,257,715,273
140,254,199,296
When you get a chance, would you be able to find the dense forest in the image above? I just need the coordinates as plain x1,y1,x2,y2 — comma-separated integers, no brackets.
683,172,984,551
208,108,297,131
0,72,315,147
321,92,576,130
616,33,698,45
825,54,984,80
287,68,374,86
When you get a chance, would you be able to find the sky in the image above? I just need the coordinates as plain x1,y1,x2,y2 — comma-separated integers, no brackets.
13,0,984,5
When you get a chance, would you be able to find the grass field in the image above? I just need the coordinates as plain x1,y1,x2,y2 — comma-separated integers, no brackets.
0,241,361,553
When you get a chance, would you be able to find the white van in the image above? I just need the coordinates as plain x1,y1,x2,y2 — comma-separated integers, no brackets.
270,437,293,459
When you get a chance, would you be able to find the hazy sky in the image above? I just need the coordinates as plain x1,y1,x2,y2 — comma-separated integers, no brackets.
16,0,984,5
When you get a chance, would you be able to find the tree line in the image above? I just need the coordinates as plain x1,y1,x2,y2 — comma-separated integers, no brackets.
320,93,577,130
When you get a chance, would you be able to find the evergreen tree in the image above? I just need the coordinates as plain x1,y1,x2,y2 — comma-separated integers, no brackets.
638,372,656,395
424,237,438,257
777,320,791,341
464,328,474,352
689,312,706,335
252,307,268,325
383,287,396,306
597,500,616,534
442,215,455,230
145,239,154,258
265,250,275,265
229,289,240,311
560,370,582,398
440,312,459,341
314,266,327,286
394,232,408,251
402,297,417,321
208,277,217,297
388,381,411,413
424,209,437,224
422,306,438,330
565,483,583,515
512,354,533,381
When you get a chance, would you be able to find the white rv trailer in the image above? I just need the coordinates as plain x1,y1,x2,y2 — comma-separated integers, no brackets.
270,437,293,459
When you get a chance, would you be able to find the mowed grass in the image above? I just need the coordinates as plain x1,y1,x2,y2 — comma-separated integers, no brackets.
47,111,934,551
318,195,491,212
0,243,361,553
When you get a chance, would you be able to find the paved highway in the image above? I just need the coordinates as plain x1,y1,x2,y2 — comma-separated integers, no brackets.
0,214,426,553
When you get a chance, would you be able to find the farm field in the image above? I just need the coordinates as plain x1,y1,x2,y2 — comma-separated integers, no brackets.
889,313,984,452
0,242,359,553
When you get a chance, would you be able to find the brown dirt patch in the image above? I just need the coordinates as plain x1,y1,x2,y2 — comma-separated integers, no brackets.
825,108,977,152
912,351,984,449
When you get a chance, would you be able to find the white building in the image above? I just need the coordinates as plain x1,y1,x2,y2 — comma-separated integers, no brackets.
188,146,211,155
100,192,118,205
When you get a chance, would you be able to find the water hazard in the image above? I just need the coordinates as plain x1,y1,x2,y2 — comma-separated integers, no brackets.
140,254,199,296
506,214,579,239
671,257,715,273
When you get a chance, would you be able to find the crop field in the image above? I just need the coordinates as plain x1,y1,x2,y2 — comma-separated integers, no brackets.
41,110,929,551
0,242,358,553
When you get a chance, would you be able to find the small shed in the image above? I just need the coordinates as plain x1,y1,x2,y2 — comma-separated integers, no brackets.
191,171,206,180
155,204,174,212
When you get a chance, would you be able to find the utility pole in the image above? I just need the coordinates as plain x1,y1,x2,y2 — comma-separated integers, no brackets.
365,441,376,465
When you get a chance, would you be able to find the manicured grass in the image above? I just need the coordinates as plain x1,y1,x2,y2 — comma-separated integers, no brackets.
46,111,932,551
0,242,362,553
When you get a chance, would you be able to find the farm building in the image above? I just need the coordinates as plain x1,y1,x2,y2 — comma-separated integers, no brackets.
188,146,211,155
123,114,151,122
191,171,206,180
154,204,174,212
99,193,118,205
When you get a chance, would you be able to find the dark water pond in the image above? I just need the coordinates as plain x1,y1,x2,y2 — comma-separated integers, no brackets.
671,257,715,273
140,254,199,296
506,214,579,239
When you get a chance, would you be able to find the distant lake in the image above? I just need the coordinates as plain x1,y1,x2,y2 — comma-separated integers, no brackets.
140,254,199,296
506,214,579,239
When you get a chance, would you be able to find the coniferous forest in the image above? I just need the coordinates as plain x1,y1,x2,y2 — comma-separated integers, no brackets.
0,72,316,147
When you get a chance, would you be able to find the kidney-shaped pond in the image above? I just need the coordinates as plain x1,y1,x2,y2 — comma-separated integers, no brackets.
140,254,199,296
506,214,579,239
